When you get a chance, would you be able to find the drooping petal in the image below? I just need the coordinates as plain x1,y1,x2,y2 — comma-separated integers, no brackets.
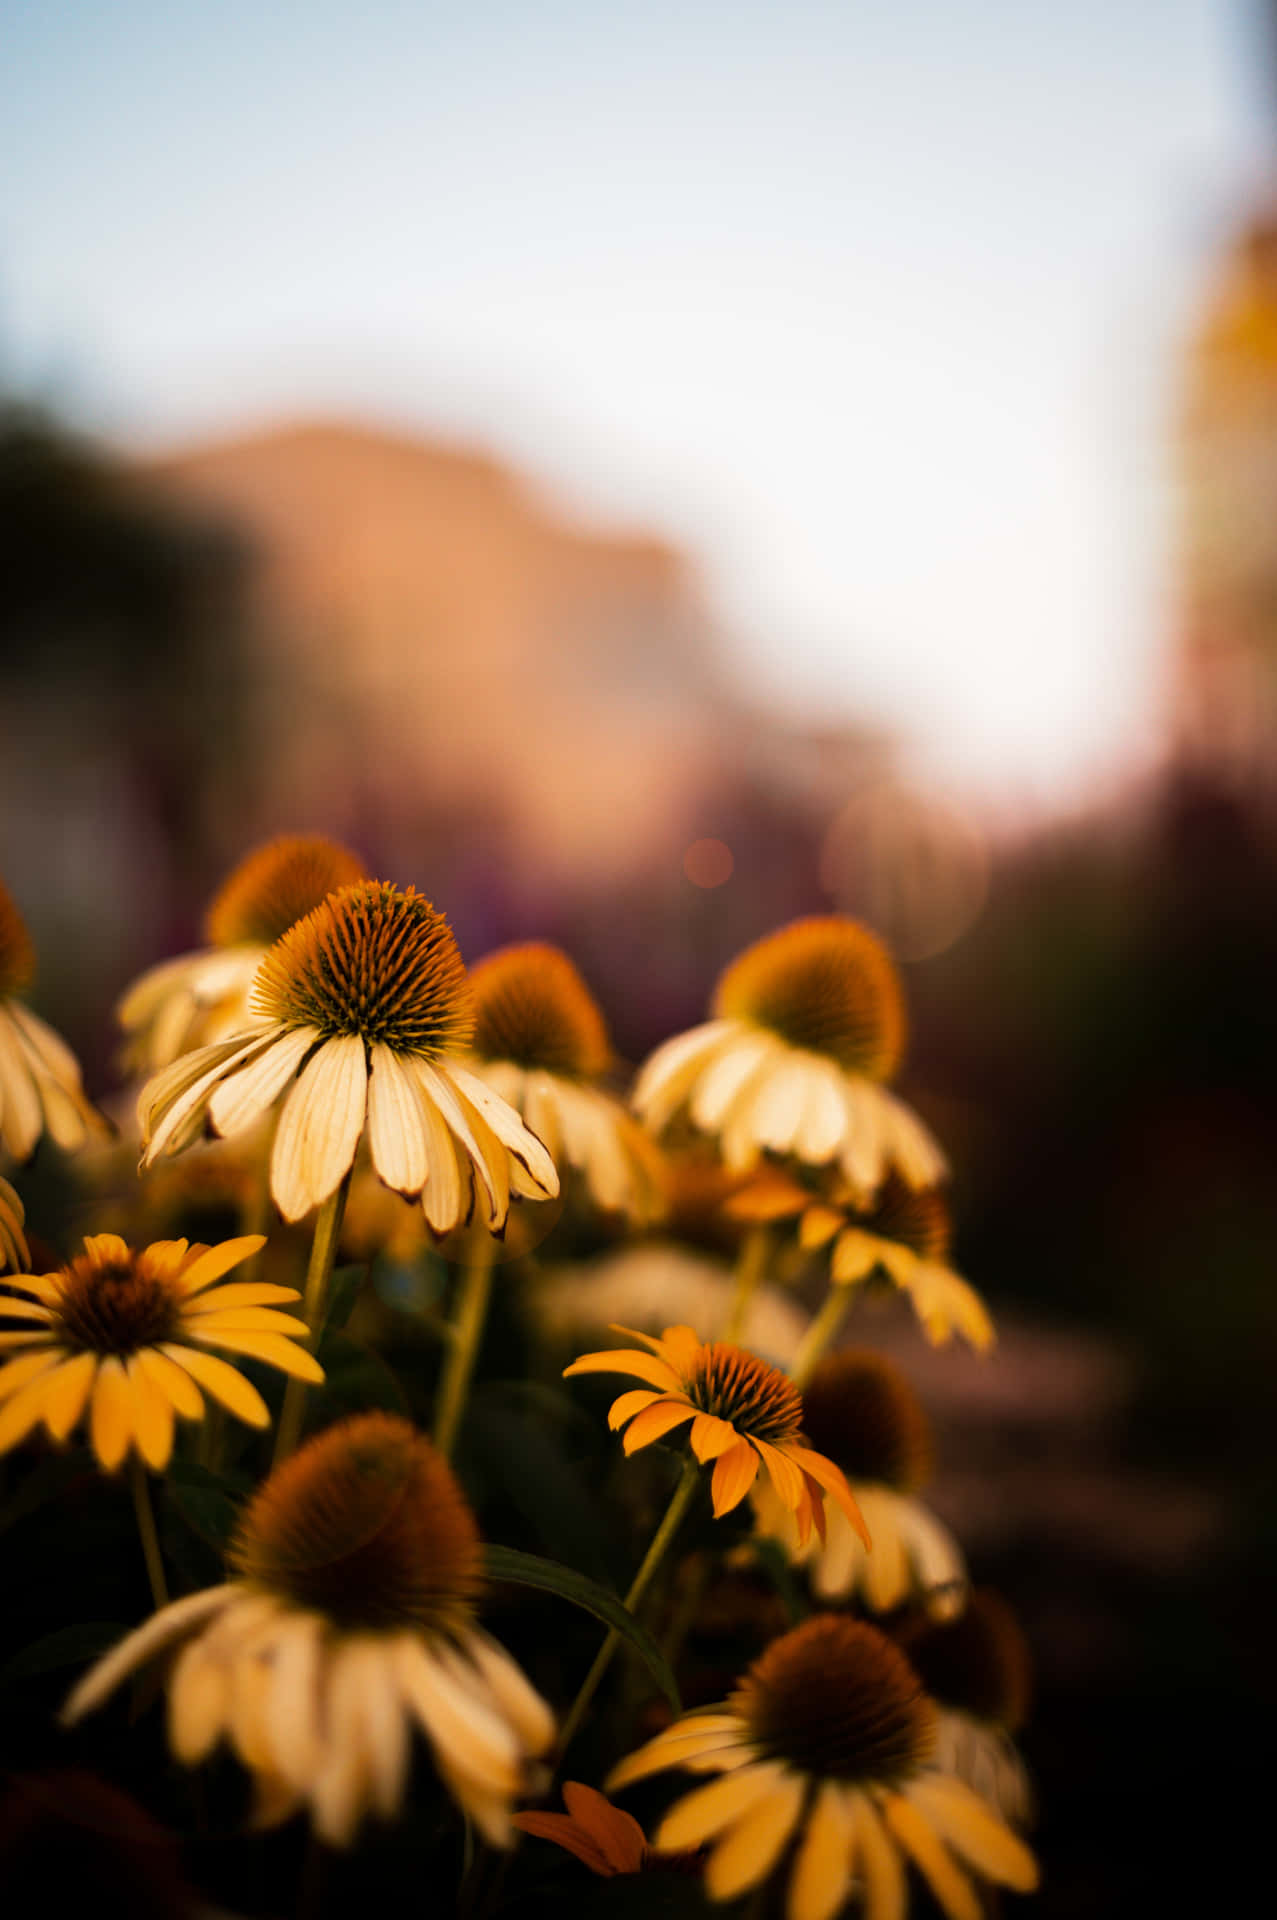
161,1344,270,1425
270,1036,368,1222
620,1398,696,1454
788,1779,856,1920
60,1585,238,1726
704,1773,806,1902
90,1355,133,1470
607,1389,664,1430
366,1043,430,1197
463,1628,556,1756
189,1328,323,1381
881,1794,980,1920
852,1793,906,1920
657,1761,789,1849
206,1025,318,1140
563,1348,682,1392
126,1355,175,1469
444,1062,559,1197
903,1776,1038,1891
787,1446,871,1546
710,1439,762,1516
689,1412,740,1462
391,1637,522,1793
134,1345,205,1420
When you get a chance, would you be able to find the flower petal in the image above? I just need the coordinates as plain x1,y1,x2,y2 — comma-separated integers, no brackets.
903,1776,1038,1891
444,1062,559,1198
881,1794,980,1920
852,1792,906,1920
126,1355,175,1469
789,1779,856,1920
607,1388,663,1431
710,1439,761,1517
563,1348,682,1392
61,1586,237,1726
690,1412,740,1462
134,1345,205,1420
788,1446,871,1547
190,1328,324,1381
271,1035,368,1222
207,1025,319,1140
657,1760,789,1849
620,1399,696,1454
367,1043,430,1197
90,1355,133,1470
161,1345,270,1425
704,1772,806,1901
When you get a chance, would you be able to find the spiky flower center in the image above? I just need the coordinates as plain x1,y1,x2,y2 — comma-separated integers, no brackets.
895,1590,1031,1731
0,878,35,998
470,943,612,1079
251,883,475,1056
205,836,368,948
736,1616,936,1784
850,1173,951,1262
713,917,905,1080
799,1351,932,1491
230,1413,482,1632
55,1249,179,1355
684,1344,802,1444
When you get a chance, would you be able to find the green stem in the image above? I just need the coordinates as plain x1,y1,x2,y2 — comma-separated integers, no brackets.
272,1174,350,1467
432,1241,495,1461
129,1456,169,1611
556,1457,701,1763
789,1284,851,1389
724,1226,773,1343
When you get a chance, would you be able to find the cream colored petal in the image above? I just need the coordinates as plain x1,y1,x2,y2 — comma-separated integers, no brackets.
392,1637,522,1792
174,1234,269,1298
7,998,88,1087
689,1030,777,1132
118,952,205,1030
28,1068,89,1151
271,1035,368,1223
415,1062,507,1230
367,1043,430,1197
137,1031,265,1135
168,1632,232,1764
311,1641,376,1844
746,1057,819,1156
190,1328,323,1382
521,1072,562,1163
126,1355,175,1469
207,1024,318,1140
161,1344,270,1424
141,1030,283,1163
134,1344,205,1419
61,1585,238,1724
837,1084,883,1194
657,1760,789,1848
350,1635,412,1817
433,1750,514,1848
415,1079,465,1235
904,1776,1038,1891
90,1355,133,1470
793,1064,850,1164
853,1793,906,1920
632,1020,738,1131
443,1062,558,1197
704,1773,806,1902
788,1779,856,1920
882,1794,980,1920
462,1628,556,1756
899,1500,967,1603
265,1611,325,1790
880,1089,949,1189
0,1011,43,1159
811,1502,867,1599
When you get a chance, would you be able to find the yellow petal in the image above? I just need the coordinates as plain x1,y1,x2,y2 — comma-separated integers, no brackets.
415,1061,508,1230
563,1349,682,1392
704,1773,806,1901
620,1399,696,1454
186,1307,309,1337
882,1794,980,1920
753,1437,806,1511
174,1235,268,1297
853,1793,906,1920
904,1776,1038,1892
40,1352,97,1441
788,1446,871,1547
788,1780,856,1920
607,1388,663,1430
270,1035,368,1223
134,1345,205,1420
126,1356,175,1469
0,1347,64,1402
90,1355,133,1470
710,1439,761,1516
657,1761,788,1849
689,1412,739,1462
161,1344,270,1425
189,1328,323,1382
182,1282,301,1312
0,1364,66,1450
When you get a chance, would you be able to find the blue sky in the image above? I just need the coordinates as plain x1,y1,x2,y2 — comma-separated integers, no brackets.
3,1,1274,805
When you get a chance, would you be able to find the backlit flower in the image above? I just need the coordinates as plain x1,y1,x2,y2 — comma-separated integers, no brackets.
633,918,945,1195
607,1615,1038,1920
564,1325,868,1548
0,875,106,1160
514,1781,648,1875
0,1174,28,1272
895,1591,1034,1828
118,836,368,1074
753,1351,965,1616
731,1165,992,1352
62,1414,555,1847
466,943,664,1224
0,1232,319,1468
138,883,558,1228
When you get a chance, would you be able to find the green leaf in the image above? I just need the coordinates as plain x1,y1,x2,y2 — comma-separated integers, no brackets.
320,1262,366,1337
481,1544,680,1713
0,1621,128,1690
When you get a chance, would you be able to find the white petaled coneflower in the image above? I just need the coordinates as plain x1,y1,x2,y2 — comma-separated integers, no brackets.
466,943,664,1224
138,882,558,1228
0,1174,28,1272
62,1414,555,1848
633,918,945,1196
564,1325,868,1547
732,1165,993,1352
117,835,368,1075
0,875,106,1160
0,1232,319,1469
895,1590,1035,1828
752,1351,966,1616
607,1615,1037,1920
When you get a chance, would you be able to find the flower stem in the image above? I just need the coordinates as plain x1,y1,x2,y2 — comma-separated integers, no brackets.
129,1456,169,1611
556,1456,700,1764
724,1226,772,1343
433,1240,495,1461
272,1174,350,1467
789,1284,851,1388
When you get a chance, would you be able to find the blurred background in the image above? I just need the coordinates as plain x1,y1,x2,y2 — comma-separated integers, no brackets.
3,2,1276,1911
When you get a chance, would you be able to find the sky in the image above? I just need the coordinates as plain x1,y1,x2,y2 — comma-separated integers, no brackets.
2,0,1275,810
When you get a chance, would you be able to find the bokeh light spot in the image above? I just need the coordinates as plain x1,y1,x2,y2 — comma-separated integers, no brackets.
684,838,734,888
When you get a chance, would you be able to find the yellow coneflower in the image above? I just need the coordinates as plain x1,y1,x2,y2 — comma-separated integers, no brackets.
466,943,664,1225
607,1615,1038,1920
0,1174,28,1272
732,1165,993,1355
0,1232,319,1468
0,875,106,1160
564,1325,867,1547
895,1590,1034,1828
633,918,945,1196
514,1781,702,1878
62,1415,556,1849
138,883,558,1230
117,836,368,1075
752,1352,966,1616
